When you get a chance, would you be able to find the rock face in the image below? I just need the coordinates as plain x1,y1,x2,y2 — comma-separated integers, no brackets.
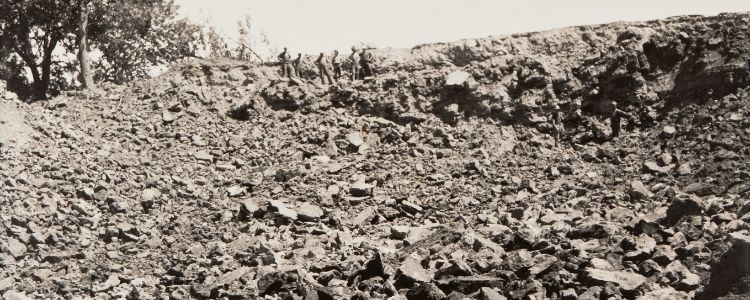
699,234,750,299
2,12,750,300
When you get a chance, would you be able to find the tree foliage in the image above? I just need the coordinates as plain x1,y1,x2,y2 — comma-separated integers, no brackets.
234,15,276,62
86,0,205,84
0,0,75,99
0,0,215,99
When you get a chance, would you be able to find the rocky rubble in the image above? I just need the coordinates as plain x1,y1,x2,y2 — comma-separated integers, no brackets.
1,12,750,300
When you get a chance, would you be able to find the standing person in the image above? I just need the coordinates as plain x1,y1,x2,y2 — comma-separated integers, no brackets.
277,47,292,79
315,53,333,84
331,50,342,82
359,49,374,78
349,46,360,80
292,53,303,78
610,101,630,138
551,104,563,147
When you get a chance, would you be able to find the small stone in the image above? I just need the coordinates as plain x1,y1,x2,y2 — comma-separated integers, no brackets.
435,260,473,277
226,185,245,197
239,198,261,219
5,238,26,258
72,200,96,216
390,225,410,240
479,287,506,300
216,164,235,171
445,70,474,89
640,287,690,300
471,233,505,255
528,254,557,276
268,200,298,220
2,290,32,300
504,249,533,271
584,268,647,292
406,282,446,300
662,126,676,136
639,259,662,276
0,277,14,291
162,111,175,122
683,182,715,196
446,276,505,294
397,258,434,285
676,163,691,176
142,188,161,203
643,161,674,174
665,194,704,225
658,153,673,166
624,234,656,261
560,288,577,300
346,133,365,148
109,201,129,213
350,181,374,197
567,222,618,239
628,180,653,201
401,201,423,215
652,245,677,265
663,261,700,290
193,150,213,162
191,134,207,146
78,187,96,200
31,268,54,281
589,258,614,270
297,203,324,221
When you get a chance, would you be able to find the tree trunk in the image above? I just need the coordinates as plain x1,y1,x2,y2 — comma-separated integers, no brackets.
77,0,95,89
34,33,60,100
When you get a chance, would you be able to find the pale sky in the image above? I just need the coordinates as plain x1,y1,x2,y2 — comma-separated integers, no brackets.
177,0,750,56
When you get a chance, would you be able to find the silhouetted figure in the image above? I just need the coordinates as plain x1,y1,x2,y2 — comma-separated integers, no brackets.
293,53,303,78
551,104,563,147
349,46,360,80
359,49,374,78
331,50,342,82
277,47,292,79
316,53,333,84
610,101,630,138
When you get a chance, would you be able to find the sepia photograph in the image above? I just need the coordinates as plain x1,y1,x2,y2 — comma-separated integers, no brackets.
1,0,750,299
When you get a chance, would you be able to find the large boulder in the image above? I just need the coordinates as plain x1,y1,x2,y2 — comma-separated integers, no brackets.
699,234,750,299
664,192,704,225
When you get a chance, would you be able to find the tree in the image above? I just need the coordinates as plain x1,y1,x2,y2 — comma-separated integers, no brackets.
77,0,94,89
233,15,274,63
87,0,203,83
0,0,74,99
0,0,215,99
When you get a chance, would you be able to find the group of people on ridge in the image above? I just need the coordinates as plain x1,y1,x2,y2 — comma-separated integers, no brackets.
277,46,375,84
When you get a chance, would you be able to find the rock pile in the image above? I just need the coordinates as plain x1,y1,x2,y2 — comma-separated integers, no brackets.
0,12,749,300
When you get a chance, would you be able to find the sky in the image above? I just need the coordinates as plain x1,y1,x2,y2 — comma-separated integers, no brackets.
176,0,750,56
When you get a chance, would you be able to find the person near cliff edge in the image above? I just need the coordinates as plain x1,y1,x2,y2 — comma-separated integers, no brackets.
349,46,360,80
292,53,304,78
316,53,333,84
359,49,374,78
277,47,292,79
331,50,342,82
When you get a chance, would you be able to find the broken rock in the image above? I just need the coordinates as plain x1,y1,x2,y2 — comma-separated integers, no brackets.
298,203,324,221
584,268,647,292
